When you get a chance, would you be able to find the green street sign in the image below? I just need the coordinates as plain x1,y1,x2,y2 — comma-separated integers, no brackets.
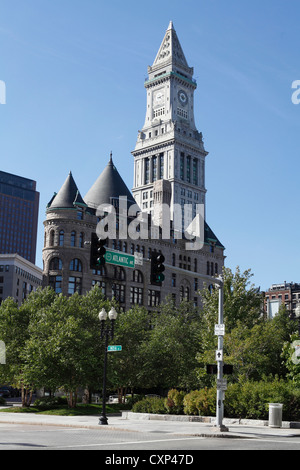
104,250,135,269
107,345,122,352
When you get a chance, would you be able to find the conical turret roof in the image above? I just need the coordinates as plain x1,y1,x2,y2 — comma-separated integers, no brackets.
47,172,86,210
84,153,136,210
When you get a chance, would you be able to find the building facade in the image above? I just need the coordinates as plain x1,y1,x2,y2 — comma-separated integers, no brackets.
42,23,225,311
265,282,300,319
0,254,43,306
0,171,40,264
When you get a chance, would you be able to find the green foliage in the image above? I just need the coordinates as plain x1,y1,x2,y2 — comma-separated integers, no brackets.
225,377,300,421
164,389,185,414
132,396,166,414
34,396,68,410
183,388,216,416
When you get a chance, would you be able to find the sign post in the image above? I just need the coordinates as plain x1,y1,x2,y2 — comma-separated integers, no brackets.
214,283,228,432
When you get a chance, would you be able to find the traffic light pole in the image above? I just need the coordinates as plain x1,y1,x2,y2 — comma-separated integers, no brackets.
164,264,228,431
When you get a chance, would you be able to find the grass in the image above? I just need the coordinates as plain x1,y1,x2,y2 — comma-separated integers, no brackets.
0,403,129,416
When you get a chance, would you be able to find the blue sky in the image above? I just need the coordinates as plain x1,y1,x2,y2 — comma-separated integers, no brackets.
1,0,300,291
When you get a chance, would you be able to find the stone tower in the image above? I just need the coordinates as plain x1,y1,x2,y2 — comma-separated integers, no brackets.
132,21,207,226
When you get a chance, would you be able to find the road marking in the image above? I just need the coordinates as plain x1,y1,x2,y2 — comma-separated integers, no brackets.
46,436,205,450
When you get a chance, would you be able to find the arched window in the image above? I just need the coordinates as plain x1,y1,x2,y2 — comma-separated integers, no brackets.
133,269,143,283
69,258,82,272
49,257,63,270
59,230,64,246
79,232,84,248
114,266,126,281
70,231,76,247
50,230,55,247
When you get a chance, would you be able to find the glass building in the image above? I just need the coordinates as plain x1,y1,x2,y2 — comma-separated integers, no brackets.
0,171,40,264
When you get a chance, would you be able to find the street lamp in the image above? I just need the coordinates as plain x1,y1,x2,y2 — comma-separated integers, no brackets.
98,306,118,425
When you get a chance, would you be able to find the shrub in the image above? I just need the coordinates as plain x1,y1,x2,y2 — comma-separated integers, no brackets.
132,396,166,414
34,396,68,410
224,378,300,421
0,396,6,406
183,388,216,416
164,389,185,415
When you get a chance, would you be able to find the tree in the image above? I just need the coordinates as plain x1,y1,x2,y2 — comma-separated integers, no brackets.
107,305,150,401
139,300,202,390
0,288,57,406
22,286,110,407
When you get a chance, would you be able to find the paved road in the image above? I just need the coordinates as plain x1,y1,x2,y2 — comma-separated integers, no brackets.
1,422,300,452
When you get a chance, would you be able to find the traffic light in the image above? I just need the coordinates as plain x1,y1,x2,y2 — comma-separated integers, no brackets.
206,364,233,375
90,233,106,269
150,252,165,285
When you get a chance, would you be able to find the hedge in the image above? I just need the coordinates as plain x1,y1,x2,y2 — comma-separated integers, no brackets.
131,379,300,421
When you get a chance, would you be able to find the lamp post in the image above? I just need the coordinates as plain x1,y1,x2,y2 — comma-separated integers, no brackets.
98,306,118,425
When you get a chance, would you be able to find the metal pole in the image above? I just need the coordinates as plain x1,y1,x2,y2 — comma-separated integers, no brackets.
99,330,109,425
216,283,224,428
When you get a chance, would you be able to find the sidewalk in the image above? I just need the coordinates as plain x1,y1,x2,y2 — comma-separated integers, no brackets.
0,408,300,439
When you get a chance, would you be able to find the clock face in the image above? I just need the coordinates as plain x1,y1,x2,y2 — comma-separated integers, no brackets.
154,91,165,105
178,89,188,106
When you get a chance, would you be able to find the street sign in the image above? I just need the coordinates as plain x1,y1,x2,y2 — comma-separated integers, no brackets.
215,349,223,362
104,250,135,269
217,378,227,391
107,345,122,352
214,324,225,336
134,252,143,266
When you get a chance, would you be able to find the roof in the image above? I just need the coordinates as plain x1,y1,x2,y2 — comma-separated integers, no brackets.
84,154,137,210
204,221,225,249
149,21,194,79
47,172,86,210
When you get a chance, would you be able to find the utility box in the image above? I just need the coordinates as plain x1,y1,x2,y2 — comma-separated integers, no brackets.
268,403,283,428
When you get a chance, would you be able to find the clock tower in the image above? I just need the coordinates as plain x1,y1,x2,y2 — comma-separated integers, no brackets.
132,21,208,227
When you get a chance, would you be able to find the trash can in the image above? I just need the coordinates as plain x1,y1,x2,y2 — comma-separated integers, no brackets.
268,403,283,428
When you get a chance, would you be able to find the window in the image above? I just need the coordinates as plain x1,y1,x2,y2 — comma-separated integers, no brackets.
71,231,76,247
159,153,164,179
59,230,64,246
180,153,184,180
50,230,55,246
79,232,84,248
177,107,188,119
152,156,157,182
69,258,82,272
153,107,165,118
145,158,150,184
130,286,143,305
68,276,82,295
49,275,62,294
193,159,198,185
92,280,106,296
49,257,62,270
186,156,191,183
172,253,176,266
133,270,143,283
112,283,125,303
148,289,160,307
172,274,176,287
92,266,106,276
114,267,126,281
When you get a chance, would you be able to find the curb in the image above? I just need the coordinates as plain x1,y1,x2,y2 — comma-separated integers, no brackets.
122,411,300,429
